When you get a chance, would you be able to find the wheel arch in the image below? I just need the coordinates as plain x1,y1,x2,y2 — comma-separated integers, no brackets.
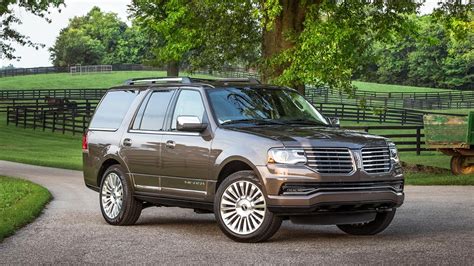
97,156,129,187
215,156,263,192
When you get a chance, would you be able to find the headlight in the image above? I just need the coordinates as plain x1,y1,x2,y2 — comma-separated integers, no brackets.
267,148,307,164
389,143,399,163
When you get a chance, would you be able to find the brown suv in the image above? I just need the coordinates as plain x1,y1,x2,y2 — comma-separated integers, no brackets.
83,77,404,242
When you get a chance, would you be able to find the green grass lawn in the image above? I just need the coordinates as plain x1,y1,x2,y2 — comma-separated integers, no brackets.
405,172,474,185
0,176,51,241
0,117,82,170
0,71,214,90
352,81,453,93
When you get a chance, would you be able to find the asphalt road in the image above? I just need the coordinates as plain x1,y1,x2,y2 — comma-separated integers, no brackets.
0,160,473,264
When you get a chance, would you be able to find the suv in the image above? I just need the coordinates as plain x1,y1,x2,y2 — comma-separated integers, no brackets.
83,77,404,242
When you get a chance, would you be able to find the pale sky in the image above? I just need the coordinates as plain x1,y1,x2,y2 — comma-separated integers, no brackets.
1,0,444,68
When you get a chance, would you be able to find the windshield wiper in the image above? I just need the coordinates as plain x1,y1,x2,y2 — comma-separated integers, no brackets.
221,119,285,126
282,119,328,126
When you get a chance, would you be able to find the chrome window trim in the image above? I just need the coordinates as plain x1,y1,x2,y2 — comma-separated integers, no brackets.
128,129,200,136
88,127,118,132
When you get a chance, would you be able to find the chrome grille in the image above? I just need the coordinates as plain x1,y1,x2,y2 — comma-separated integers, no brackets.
305,148,354,174
362,147,391,173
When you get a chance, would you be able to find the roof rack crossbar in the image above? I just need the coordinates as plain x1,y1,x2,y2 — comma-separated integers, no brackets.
124,77,192,85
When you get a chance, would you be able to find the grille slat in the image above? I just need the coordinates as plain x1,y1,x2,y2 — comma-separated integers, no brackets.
305,148,354,174
362,147,391,174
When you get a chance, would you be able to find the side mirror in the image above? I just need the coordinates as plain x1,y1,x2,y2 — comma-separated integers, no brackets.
329,117,340,128
176,115,207,132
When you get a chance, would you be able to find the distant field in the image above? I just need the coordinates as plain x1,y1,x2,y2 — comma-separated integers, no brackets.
0,71,456,93
0,117,82,170
353,81,453,93
0,71,214,90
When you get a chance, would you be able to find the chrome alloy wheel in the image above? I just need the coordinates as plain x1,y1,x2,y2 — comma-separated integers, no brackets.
101,172,124,219
220,180,266,235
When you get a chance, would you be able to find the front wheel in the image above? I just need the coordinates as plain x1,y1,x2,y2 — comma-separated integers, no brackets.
337,209,396,235
214,171,282,243
99,165,142,225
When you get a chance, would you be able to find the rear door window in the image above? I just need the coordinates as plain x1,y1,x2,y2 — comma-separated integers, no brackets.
133,90,175,131
89,90,139,130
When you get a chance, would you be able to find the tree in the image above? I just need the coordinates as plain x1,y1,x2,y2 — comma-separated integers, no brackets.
50,7,151,66
1,0,64,60
129,0,261,76
128,0,472,94
114,24,154,64
357,12,473,90
50,28,105,66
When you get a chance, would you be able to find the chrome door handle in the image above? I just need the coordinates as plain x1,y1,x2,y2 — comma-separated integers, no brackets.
165,140,176,149
123,138,132,147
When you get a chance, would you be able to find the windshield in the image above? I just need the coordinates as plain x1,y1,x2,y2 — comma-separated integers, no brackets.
207,87,329,126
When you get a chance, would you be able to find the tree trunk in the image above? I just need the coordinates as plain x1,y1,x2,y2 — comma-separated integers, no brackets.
261,0,319,95
167,61,179,77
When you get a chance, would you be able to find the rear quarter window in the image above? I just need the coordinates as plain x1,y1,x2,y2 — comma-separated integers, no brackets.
89,90,139,130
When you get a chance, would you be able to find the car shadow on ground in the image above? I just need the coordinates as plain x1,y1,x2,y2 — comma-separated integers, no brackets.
119,205,471,243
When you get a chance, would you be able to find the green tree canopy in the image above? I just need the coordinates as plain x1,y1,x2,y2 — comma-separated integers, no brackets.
129,0,473,93
50,7,152,66
129,0,261,76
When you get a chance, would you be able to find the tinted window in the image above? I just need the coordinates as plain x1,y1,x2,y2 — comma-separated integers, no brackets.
135,90,174,131
171,90,206,130
207,87,328,126
89,90,138,130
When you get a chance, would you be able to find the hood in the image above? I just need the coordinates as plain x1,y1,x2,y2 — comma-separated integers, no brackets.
228,126,388,149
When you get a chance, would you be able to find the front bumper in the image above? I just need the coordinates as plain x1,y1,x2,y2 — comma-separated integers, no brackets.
257,164,405,215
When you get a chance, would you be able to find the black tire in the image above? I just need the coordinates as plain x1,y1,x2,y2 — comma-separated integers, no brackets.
337,209,396,235
214,170,282,243
99,165,142,225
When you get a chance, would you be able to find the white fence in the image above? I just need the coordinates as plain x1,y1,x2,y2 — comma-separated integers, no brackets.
70,65,113,75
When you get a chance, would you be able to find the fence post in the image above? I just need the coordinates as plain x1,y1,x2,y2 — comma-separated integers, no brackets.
52,113,56,132
416,127,422,155
62,112,66,134
33,110,37,130
6,106,10,125
43,111,46,131
23,108,27,128
72,111,76,135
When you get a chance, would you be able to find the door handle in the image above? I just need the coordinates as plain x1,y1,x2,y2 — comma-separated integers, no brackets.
165,140,176,149
123,138,132,147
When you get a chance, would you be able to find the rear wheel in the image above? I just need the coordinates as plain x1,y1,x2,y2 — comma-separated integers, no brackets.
214,171,282,243
337,209,396,235
451,156,474,175
100,165,142,225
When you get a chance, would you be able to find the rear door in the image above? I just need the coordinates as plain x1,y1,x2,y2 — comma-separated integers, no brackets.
120,89,176,193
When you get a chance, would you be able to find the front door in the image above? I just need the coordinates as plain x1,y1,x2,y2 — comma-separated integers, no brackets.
160,89,212,199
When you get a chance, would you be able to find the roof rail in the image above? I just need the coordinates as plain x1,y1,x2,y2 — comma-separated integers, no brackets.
123,76,261,86
213,77,260,84
124,77,192,85
186,77,261,84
